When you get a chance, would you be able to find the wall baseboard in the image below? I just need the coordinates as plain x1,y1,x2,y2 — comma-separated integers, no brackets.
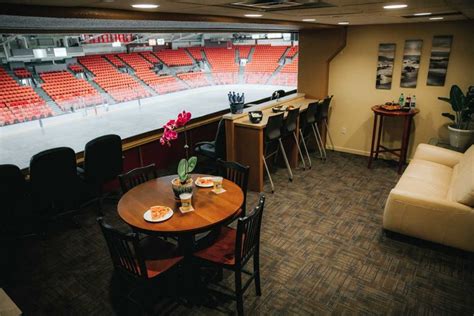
331,145,370,157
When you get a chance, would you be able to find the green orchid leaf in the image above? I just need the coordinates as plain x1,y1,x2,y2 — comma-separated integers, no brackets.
177,158,187,180
187,156,197,173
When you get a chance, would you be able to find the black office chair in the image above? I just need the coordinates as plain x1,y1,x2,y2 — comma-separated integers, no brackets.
217,159,250,216
271,90,286,100
78,134,123,213
30,147,82,223
263,113,292,193
0,164,34,237
316,95,335,151
300,102,326,162
194,119,226,163
118,164,158,194
282,108,306,171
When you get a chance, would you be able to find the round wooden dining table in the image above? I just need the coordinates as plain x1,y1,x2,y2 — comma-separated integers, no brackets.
117,174,244,238
118,174,244,299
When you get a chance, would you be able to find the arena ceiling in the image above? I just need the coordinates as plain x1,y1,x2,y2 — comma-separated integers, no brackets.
0,0,472,26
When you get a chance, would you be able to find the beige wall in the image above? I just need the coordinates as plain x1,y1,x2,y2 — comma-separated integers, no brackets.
328,20,474,158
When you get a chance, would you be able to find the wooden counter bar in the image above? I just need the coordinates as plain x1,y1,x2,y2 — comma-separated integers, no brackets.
224,93,319,192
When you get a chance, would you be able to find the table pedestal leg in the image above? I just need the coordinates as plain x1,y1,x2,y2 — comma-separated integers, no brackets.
368,114,379,169
375,116,384,160
398,116,412,174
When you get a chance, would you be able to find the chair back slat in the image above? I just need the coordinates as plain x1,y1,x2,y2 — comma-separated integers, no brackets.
97,218,148,279
235,194,265,265
118,164,158,194
217,159,250,215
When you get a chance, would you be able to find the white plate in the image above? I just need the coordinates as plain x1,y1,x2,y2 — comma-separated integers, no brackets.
143,207,173,223
195,177,214,188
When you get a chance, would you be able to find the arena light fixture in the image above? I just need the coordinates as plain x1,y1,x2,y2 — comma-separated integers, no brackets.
414,12,431,16
338,21,349,25
383,4,408,9
302,18,316,22
244,14,263,17
429,16,444,20
131,4,159,9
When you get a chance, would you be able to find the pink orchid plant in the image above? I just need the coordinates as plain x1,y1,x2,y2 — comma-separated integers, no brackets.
160,111,197,184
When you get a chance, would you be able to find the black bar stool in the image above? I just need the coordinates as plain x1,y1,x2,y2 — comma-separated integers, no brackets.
263,113,292,193
300,102,326,162
281,108,306,170
317,95,334,151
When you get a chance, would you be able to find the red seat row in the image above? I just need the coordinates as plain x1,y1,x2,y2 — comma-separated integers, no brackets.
204,47,239,73
245,45,287,73
186,47,204,61
13,68,32,79
79,55,151,102
155,49,194,67
286,45,298,58
237,45,253,59
177,72,212,88
82,33,134,44
40,70,102,110
0,68,52,125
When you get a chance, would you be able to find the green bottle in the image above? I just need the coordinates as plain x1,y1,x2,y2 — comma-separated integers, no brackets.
398,93,404,106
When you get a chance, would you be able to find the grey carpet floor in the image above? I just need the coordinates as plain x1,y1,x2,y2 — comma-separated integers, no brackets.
4,151,474,315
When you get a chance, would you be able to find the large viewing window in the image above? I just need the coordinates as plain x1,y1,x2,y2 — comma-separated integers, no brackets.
0,32,299,168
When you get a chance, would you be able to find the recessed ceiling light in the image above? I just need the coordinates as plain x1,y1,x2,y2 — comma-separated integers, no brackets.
383,4,408,9
429,16,444,20
245,14,263,17
338,21,349,25
414,12,431,16
131,4,159,9
302,18,316,22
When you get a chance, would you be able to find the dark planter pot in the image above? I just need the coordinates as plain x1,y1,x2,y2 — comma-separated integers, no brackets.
171,177,194,200
230,102,245,114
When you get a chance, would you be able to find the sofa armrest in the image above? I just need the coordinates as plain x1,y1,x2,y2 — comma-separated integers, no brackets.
413,144,463,168
383,188,474,252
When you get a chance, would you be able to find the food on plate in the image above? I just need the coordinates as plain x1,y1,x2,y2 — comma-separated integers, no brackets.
197,177,214,186
150,206,170,220
381,104,401,111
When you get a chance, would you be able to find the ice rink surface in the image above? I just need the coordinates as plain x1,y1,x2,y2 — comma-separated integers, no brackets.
0,84,292,168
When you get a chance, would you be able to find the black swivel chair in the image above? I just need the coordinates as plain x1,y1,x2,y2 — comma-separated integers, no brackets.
263,113,293,193
194,119,226,167
78,134,123,213
316,95,334,151
299,102,327,162
271,90,286,101
281,108,307,171
30,147,82,223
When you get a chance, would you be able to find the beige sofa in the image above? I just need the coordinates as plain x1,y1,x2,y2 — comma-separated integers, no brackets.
383,143,474,252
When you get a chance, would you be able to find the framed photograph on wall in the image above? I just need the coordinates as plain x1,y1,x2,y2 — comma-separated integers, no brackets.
427,35,453,86
400,39,423,88
375,43,396,89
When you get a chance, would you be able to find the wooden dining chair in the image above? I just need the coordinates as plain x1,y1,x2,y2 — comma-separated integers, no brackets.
97,217,183,312
118,164,158,194
217,159,250,216
193,194,266,316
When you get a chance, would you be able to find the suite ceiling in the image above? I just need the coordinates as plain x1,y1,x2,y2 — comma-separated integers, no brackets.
0,0,472,25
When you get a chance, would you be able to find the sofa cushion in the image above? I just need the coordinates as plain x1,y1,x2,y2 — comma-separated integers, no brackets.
449,145,474,206
395,159,453,198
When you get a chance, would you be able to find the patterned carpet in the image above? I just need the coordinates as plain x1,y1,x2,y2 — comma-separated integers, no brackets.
3,151,474,315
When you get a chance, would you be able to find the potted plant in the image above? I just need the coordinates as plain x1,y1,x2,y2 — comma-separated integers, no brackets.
160,111,197,199
438,85,474,150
